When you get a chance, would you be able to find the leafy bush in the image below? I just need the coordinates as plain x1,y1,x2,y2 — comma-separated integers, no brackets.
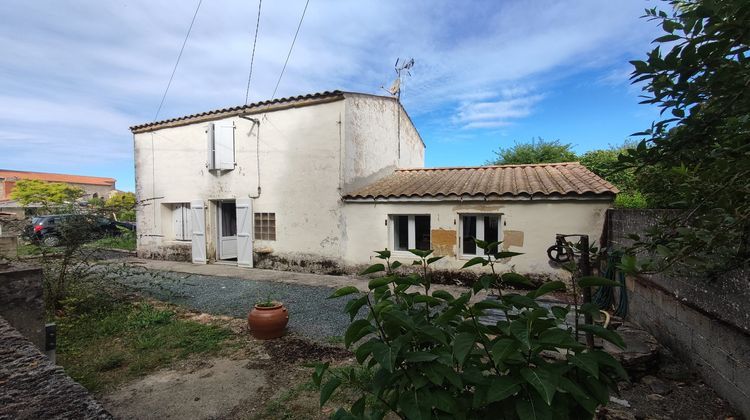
314,242,627,419
614,191,648,209
487,137,577,165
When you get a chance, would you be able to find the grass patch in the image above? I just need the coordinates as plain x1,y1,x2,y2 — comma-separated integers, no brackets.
17,243,59,256
90,233,136,251
57,300,231,393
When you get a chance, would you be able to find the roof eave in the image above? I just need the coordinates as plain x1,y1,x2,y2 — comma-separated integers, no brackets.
342,193,616,203
130,91,346,134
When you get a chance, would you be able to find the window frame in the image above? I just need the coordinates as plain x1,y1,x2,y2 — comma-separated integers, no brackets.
458,213,503,258
388,214,431,255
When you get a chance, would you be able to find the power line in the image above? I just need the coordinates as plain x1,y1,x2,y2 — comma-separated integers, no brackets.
271,0,310,99
154,0,203,121
244,0,263,104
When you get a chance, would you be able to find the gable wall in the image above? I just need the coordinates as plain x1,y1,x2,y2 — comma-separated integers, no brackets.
133,100,347,261
342,94,424,194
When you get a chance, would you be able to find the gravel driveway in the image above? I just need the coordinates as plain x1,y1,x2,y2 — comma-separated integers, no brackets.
118,269,360,343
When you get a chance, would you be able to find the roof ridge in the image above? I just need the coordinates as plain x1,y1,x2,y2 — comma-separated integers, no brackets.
395,162,581,172
0,169,115,182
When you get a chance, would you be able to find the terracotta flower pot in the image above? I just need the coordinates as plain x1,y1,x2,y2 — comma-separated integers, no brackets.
247,302,288,339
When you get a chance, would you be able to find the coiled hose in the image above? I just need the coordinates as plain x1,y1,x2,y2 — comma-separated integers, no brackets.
592,251,628,318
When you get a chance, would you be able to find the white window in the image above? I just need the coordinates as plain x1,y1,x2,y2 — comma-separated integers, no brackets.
390,215,431,252
206,122,235,170
460,214,501,256
172,203,192,241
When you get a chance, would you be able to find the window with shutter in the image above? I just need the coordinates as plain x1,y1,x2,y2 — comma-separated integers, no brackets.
215,122,235,170
206,122,235,171
172,203,192,241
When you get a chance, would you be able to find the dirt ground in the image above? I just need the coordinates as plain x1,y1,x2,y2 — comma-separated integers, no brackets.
100,306,354,420
600,346,740,420
100,303,740,420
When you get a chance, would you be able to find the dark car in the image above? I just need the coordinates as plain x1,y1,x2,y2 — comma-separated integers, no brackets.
25,214,135,247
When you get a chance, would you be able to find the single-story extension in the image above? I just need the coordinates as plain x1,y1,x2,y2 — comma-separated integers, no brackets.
130,90,617,276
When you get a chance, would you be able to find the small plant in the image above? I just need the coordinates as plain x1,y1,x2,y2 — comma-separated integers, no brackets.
313,240,626,419
256,293,278,308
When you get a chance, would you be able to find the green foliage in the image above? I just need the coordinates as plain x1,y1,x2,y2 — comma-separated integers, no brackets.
579,144,649,208
10,179,84,208
613,191,648,209
487,137,577,165
105,192,136,221
314,242,627,419
91,226,136,251
620,0,750,273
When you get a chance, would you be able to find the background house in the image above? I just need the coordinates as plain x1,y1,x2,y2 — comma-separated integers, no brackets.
131,90,616,276
0,170,117,220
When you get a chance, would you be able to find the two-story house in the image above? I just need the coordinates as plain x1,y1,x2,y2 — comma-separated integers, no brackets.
130,91,616,276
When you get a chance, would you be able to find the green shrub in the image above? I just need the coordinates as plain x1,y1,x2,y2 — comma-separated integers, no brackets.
314,241,627,419
614,191,648,209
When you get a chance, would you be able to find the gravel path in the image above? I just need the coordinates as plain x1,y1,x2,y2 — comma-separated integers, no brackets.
118,269,360,343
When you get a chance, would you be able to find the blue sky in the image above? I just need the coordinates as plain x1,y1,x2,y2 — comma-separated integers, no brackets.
0,0,664,192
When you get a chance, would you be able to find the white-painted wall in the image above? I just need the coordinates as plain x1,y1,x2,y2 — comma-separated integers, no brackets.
342,93,424,193
134,99,348,260
341,199,612,277
133,93,424,263
133,92,611,277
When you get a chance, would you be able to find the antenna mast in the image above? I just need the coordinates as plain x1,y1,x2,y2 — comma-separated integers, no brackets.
384,57,415,101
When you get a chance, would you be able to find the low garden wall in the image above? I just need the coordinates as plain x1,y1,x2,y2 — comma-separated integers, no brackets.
606,209,750,417
0,265,45,350
0,315,111,419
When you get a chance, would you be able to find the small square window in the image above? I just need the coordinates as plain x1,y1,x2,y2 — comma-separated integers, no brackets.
254,212,276,241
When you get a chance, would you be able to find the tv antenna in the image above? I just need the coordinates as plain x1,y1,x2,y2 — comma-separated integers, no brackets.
383,58,414,100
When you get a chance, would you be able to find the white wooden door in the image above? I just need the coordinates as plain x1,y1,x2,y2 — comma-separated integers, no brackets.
218,201,238,260
190,200,206,264
236,198,253,268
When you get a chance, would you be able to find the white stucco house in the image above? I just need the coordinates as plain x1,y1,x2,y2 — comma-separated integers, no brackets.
130,91,617,276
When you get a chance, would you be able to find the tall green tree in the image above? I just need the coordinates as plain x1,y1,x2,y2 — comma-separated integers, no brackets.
621,0,750,273
104,192,136,221
487,137,577,165
10,179,84,208
579,144,648,208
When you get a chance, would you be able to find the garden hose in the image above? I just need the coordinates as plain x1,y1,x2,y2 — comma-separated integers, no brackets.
592,251,628,318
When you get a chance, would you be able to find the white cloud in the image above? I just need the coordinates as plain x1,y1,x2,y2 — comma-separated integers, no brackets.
0,0,661,189
456,93,545,129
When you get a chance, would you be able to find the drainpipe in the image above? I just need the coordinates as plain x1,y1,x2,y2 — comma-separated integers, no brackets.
239,115,262,198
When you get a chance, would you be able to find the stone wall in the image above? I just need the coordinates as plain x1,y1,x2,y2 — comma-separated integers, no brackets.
0,265,45,349
607,209,750,417
0,235,18,257
0,316,111,419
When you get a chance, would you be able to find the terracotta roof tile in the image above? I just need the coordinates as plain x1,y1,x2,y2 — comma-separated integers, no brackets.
130,90,345,133
344,162,618,200
0,170,115,186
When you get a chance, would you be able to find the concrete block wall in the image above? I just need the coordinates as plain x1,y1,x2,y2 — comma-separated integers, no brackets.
607,209,750,417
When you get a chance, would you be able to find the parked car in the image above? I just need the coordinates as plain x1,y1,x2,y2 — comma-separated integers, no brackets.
24,214,135,247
